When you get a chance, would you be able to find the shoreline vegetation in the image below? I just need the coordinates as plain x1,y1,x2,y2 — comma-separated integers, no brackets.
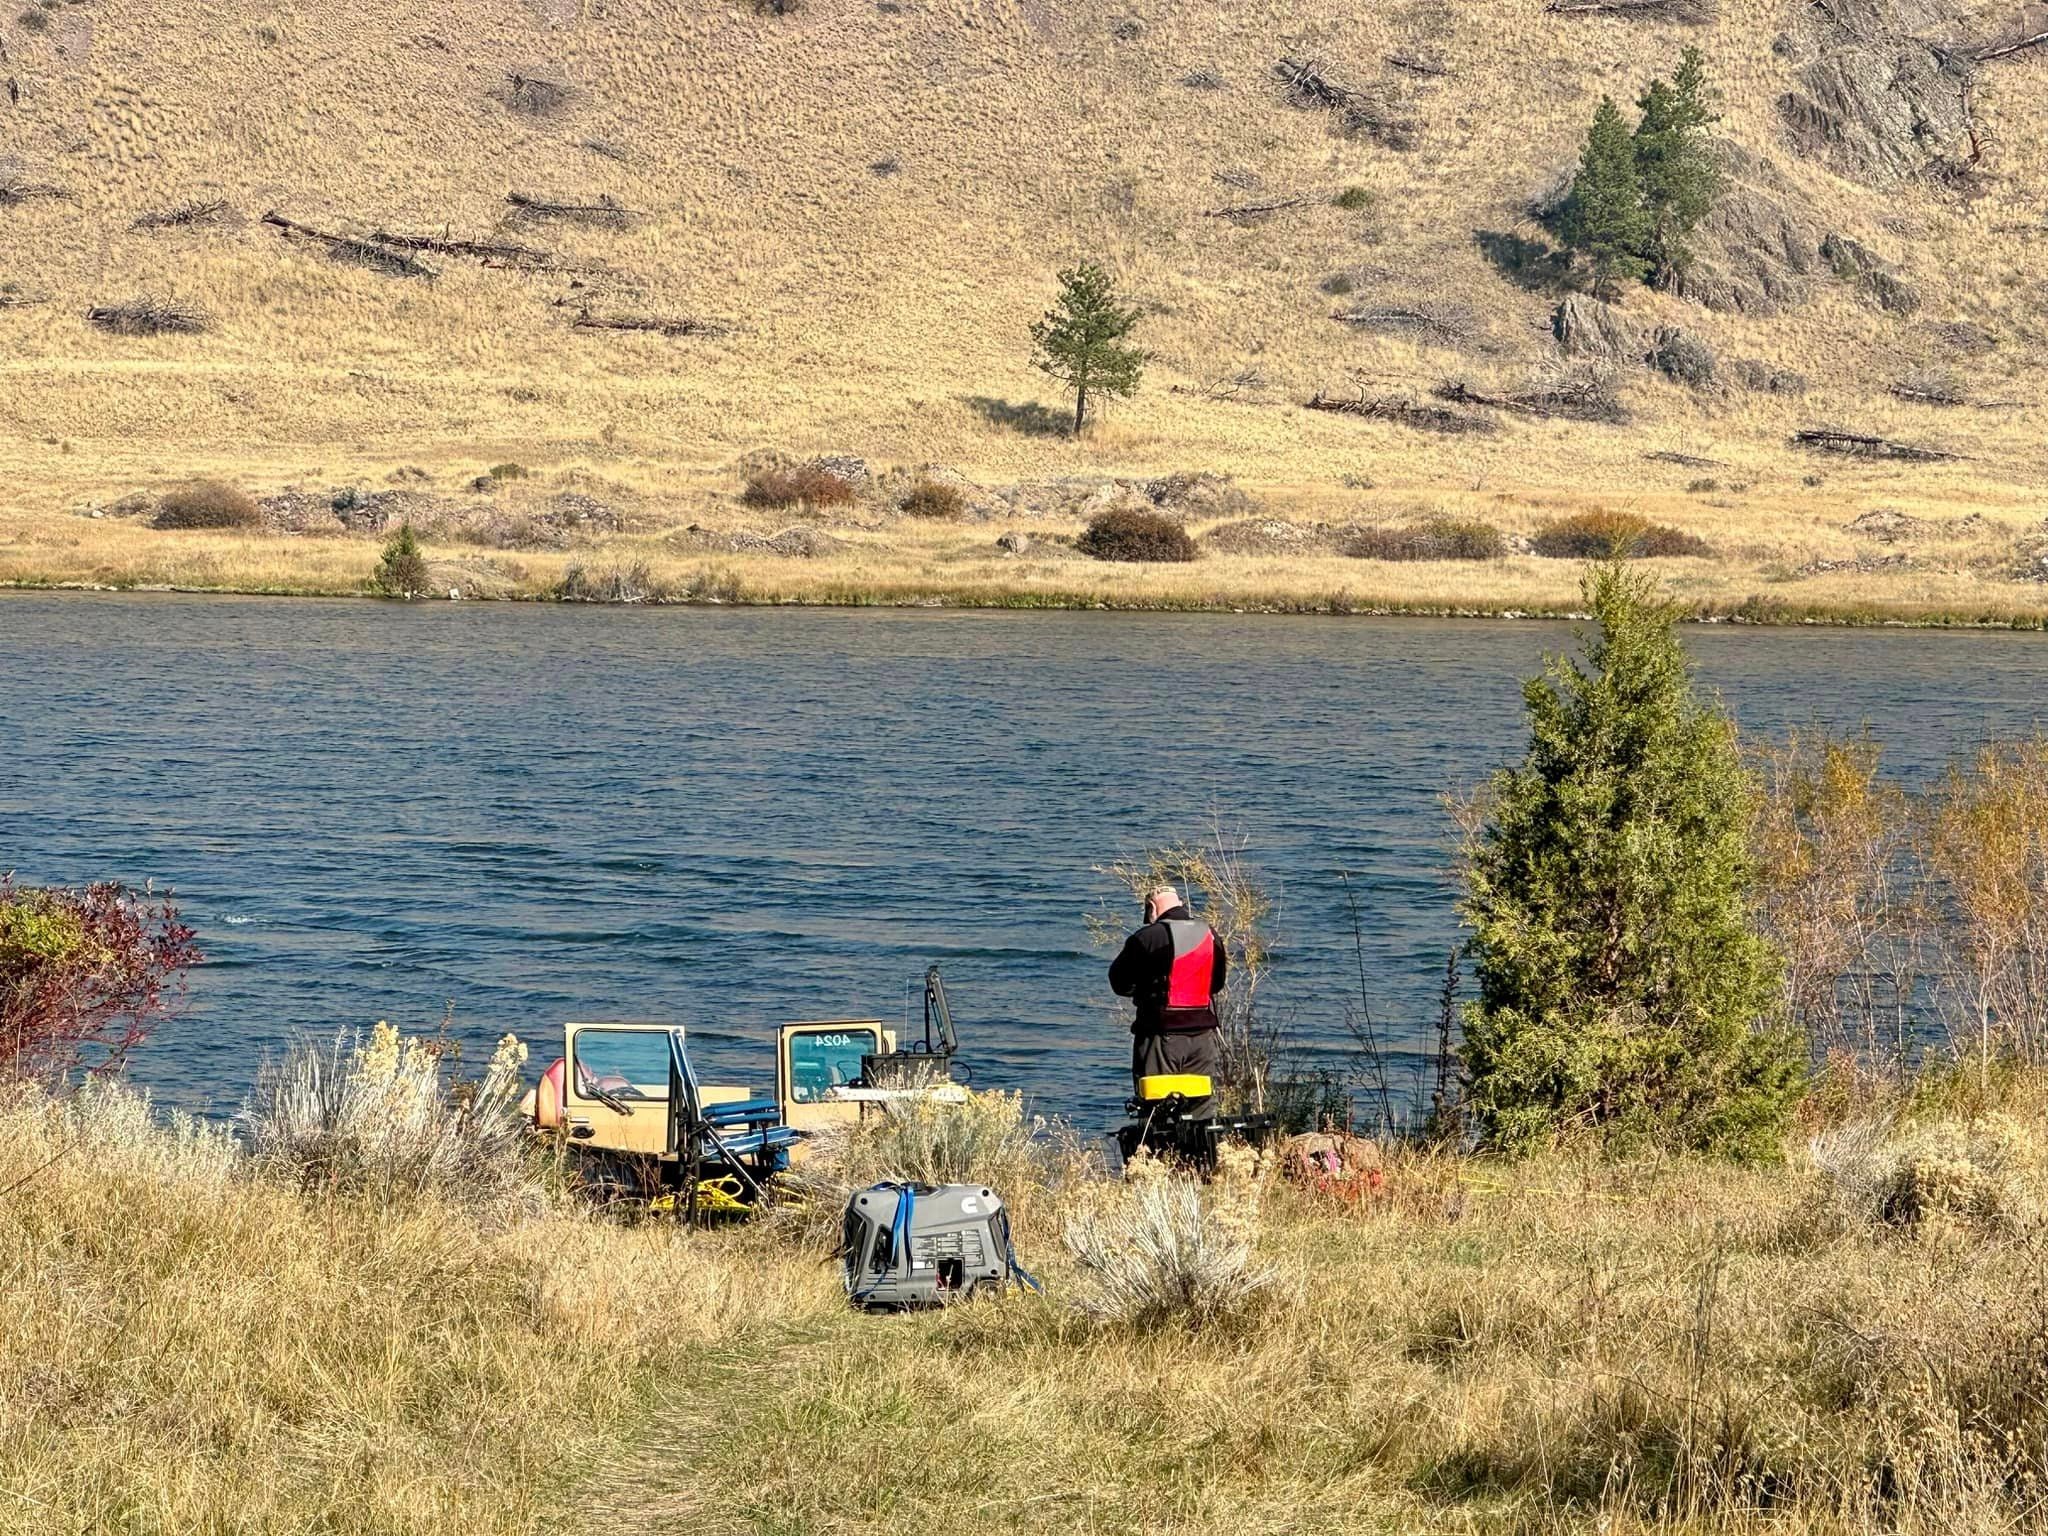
10,570,2048,1533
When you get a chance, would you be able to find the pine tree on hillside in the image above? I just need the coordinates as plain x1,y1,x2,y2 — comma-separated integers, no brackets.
1029,263,1147,435
1634,47,1722,284
1559,98,1652,299
1459,562,1804,1161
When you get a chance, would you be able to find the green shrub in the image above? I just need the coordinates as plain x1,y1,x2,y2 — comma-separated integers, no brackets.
741,465,858,511
372,522,431,598
1532,509,1710,559
151,481,261,530
1332,186,1374,211
1345,516,1505,562
1459,563,1803,1160
899,479,967,520
1076,507,1198,563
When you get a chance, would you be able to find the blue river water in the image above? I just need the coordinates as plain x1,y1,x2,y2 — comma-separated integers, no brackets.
3,592,2043,1130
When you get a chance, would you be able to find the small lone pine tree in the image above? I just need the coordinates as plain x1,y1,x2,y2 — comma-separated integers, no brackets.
1559,97,1651,299
1459,562,1803,1161
373,522,431,599
1633,47,1722,284
1029,263,1146,435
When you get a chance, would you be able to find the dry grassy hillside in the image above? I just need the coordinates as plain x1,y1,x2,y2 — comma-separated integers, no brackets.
1,0,2045,613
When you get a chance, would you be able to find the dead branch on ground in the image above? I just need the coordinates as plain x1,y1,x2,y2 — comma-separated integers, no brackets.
1791,429,1962,462
1645,450,1725,468
0,171,68,206
1435,374,1628,425
500,72,576,117
132,200,235,231
570,308,728,338
505,191,639,230
367,230,569,271
1203,196,1308,222
0,288,47,309
86,296,209,336
261,211,439,279
1544,0,1716,18
1274,57,1359,110
1332,304,1470,345
1386,52,1447,76
1305,387,1498,434
1974,29,2047,62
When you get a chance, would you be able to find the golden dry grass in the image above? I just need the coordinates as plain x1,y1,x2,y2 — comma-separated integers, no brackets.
8,1071,2048,1535
0,0,2044,615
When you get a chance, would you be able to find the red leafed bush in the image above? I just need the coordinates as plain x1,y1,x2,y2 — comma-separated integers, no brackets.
0,876,201,1082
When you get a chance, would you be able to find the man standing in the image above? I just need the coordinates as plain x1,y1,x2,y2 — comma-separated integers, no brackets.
1109,884,1228,1097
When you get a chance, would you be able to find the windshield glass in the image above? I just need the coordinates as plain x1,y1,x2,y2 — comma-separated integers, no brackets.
571,1029,670,1101
786,1028,879,1103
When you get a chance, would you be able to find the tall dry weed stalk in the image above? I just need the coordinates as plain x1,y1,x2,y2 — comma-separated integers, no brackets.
1753,730,1919,1063
242,1021,540,1216
1091,819,1277,1108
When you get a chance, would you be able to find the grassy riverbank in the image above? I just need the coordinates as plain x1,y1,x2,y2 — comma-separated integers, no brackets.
5,491,2048,628
7,1072,2046,1536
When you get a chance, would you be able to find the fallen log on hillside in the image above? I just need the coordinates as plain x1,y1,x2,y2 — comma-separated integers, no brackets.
261,211,438,279
0,287,46,308
1544,0,1715,17
1436,376,1628,425
1644,450,1724,468
133,199,235,230
1203,196,1308,222
367,230,568,270
1385,52,1447,76
505,191,639,229
1791,428,1962,462
1305,388,1498,434
570,308,728,338
1332,304,1471,345
1274,57,1360,110
86,296,209,335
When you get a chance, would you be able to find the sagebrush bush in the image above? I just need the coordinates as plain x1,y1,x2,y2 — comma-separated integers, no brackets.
780,1090,1094,1249
1532,508,1710,559
1810,1112,2045,1238
899,479,967,519
241,1022,542,1217
152,480,261,530
1076,506,1198,563
742,464,858,510
1063,1144,1283,1331
1345,516,1505,562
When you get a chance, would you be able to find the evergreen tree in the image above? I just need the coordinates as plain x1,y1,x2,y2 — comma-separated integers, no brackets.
1633,47,1722,283
1559,97,1651,298
1459,562,1804,1161
373,522,431,599
1029,263,1146,435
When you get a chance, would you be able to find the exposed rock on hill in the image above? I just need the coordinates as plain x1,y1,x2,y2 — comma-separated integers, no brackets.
1775,0,1976,184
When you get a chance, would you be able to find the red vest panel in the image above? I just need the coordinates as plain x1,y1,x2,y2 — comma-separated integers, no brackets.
1163,920,1217,1009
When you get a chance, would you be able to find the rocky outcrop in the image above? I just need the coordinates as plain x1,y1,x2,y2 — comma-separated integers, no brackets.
1774,0,1975,185
1553,295,1646,361
1822,233,1921,314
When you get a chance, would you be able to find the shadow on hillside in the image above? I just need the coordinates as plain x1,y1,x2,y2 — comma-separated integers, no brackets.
1475,230,1581,295
963,396,1071,438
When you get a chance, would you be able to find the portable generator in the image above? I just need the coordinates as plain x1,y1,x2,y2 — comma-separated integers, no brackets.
1114,1073,1278,1171
841,1181,1037,1311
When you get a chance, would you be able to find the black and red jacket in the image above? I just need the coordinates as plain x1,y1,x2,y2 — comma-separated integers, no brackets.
1108,905,1228,1034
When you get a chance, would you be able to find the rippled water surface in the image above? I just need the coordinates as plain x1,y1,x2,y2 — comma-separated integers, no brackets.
4,593,2043,1127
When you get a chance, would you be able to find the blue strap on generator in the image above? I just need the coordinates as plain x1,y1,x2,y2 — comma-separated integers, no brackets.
997,1205,1041,1294
849,1181,915,1304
